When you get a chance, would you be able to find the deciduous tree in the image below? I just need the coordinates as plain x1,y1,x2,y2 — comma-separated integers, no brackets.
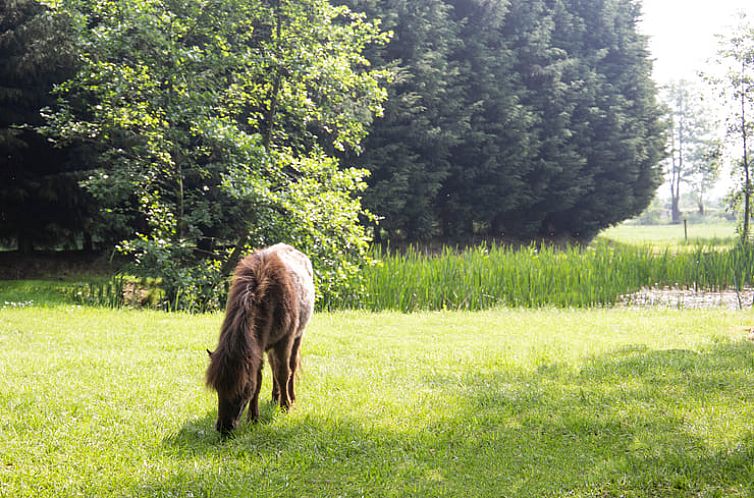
43,0,389,307
663,80,722,222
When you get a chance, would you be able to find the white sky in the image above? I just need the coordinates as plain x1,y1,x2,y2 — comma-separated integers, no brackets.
639,0,753,84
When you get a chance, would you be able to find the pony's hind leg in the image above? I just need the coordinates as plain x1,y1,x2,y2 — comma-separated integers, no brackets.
270,339,294,411
268,352,280,403
288,336,302,403
247,364,263,423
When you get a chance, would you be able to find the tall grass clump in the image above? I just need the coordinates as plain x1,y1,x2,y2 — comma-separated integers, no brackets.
61,277,127,308
324,241,754,312
61,277,169,309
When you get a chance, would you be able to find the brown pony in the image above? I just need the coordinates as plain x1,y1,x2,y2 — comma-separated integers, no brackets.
205,244,315,435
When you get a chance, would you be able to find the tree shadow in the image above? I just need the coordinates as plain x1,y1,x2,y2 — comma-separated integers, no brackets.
143,340,754,497
427,341,754,495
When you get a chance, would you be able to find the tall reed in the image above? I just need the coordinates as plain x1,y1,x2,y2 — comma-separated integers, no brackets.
324,241,754,312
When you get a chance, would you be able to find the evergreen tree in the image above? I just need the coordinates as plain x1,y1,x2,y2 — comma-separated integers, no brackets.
535,0,666,240
341,0,468,242
439,0,536,241
348,0,666,243
491,0,666,241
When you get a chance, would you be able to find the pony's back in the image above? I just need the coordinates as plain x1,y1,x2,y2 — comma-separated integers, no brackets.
260,244,315,330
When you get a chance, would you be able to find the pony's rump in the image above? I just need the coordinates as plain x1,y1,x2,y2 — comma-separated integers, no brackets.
205,251,288,394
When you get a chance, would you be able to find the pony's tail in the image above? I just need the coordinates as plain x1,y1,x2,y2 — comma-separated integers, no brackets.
205,255,271,394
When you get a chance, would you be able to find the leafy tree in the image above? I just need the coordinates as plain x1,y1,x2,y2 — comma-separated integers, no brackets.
708,13,754,241
687,134,723,217
43,0,389,308
0,0,88,252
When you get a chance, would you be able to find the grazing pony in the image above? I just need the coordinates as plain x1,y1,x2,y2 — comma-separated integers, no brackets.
205,244,315,435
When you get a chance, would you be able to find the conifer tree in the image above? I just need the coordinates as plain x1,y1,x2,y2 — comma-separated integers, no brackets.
347,0,666,243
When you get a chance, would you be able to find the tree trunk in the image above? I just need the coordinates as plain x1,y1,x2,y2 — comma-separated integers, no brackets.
697,184,705,216
669,120,682,224
16,232,33,254
741,60,751,242
83,232,94,252
671,195,681,224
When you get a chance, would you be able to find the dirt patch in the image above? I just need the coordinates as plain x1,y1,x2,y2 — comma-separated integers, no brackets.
620,287,754,310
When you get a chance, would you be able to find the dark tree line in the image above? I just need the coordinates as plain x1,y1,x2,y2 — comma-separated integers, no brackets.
0,0,95,252
1,0,666,254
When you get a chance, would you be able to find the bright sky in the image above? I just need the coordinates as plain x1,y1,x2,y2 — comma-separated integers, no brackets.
640,0,753,84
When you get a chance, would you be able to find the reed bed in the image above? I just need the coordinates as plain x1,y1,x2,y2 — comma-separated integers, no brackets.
325,241,754,312
29,239,754,312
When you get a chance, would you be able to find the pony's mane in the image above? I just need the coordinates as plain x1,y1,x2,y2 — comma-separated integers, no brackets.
205,250,296,397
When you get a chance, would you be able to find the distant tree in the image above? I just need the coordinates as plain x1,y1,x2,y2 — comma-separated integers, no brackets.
43,0,389,308
688,136,723,216
707,13,754,241
663,80,722,222
0,0,87,252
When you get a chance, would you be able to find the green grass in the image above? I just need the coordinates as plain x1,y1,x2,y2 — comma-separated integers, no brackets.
2,305,754,497
0,280,81,306
0,278,141,309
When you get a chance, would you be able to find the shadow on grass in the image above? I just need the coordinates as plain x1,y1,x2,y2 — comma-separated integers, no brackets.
167,399,286,448
149,340,754,497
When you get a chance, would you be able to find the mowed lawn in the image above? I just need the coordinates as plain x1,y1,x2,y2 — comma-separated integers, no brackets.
2,306,754,497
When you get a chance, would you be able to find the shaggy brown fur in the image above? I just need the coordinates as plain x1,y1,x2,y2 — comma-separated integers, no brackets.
205,244,314,435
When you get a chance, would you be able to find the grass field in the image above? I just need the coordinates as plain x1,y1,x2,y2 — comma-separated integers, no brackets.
2,305,754,497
